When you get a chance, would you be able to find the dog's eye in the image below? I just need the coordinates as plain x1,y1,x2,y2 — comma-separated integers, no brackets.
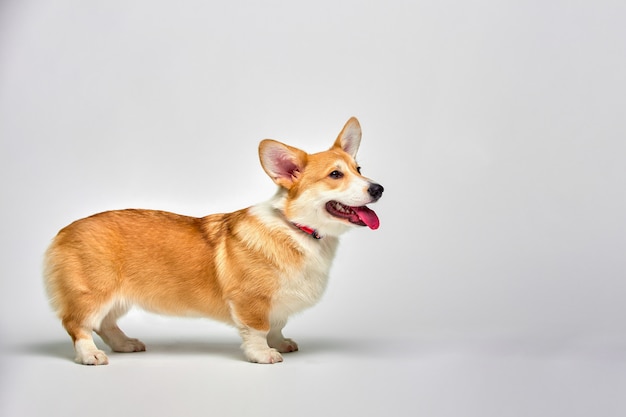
356,166,362,174
329,170,344,179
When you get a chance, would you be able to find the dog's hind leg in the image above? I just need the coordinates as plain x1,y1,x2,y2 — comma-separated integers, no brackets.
96,302,146,354
61,305,111,365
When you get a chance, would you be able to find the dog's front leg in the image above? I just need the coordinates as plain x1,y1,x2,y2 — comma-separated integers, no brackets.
229,302,283,364
267,318,299,353
238,327,283,364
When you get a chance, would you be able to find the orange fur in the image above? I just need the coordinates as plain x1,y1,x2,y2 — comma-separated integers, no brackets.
44,117,383,364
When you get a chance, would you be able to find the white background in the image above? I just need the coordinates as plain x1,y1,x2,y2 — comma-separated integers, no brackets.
1,1,625,416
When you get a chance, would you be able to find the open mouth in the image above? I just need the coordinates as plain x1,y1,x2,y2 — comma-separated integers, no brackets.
325,201,380,230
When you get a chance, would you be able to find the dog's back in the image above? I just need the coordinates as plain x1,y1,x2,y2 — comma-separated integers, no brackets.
45,209,231,322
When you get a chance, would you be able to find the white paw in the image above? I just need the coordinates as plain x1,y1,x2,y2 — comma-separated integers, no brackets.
75,349,109,365
269,338,299,353
74,339,109,365
112,338,146,353
245,348,284,364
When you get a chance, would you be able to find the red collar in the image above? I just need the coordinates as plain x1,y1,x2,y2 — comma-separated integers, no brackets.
292,223,322,239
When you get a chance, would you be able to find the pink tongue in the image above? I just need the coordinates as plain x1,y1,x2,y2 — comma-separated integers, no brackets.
353,206,380,230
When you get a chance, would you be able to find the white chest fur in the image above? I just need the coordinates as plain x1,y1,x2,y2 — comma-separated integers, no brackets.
249,200,340,321
270,237,338,320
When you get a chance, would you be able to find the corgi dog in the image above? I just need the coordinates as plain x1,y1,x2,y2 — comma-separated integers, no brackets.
44,117,383,365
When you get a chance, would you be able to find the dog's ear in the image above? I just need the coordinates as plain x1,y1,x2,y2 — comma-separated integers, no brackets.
259,139,308,189
332,117,361,158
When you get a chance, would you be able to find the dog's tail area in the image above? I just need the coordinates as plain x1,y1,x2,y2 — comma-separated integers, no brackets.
43,237,64,315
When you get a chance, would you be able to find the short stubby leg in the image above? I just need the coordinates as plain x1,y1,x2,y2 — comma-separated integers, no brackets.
74,336,109,365
97,325,146,353
267,322,299,353
239,327,284,364
62,313,110,365
94,304,145,354
230,301,283,364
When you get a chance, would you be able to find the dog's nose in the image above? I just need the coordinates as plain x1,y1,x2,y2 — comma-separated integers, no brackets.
368,183,384,201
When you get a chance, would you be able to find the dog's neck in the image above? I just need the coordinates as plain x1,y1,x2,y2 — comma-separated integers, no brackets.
292,222,322,240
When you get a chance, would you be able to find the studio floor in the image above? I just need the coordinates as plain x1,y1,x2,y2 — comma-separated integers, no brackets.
2,319,625,417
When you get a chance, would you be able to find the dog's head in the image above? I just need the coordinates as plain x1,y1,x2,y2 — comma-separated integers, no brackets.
259,117,383,238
